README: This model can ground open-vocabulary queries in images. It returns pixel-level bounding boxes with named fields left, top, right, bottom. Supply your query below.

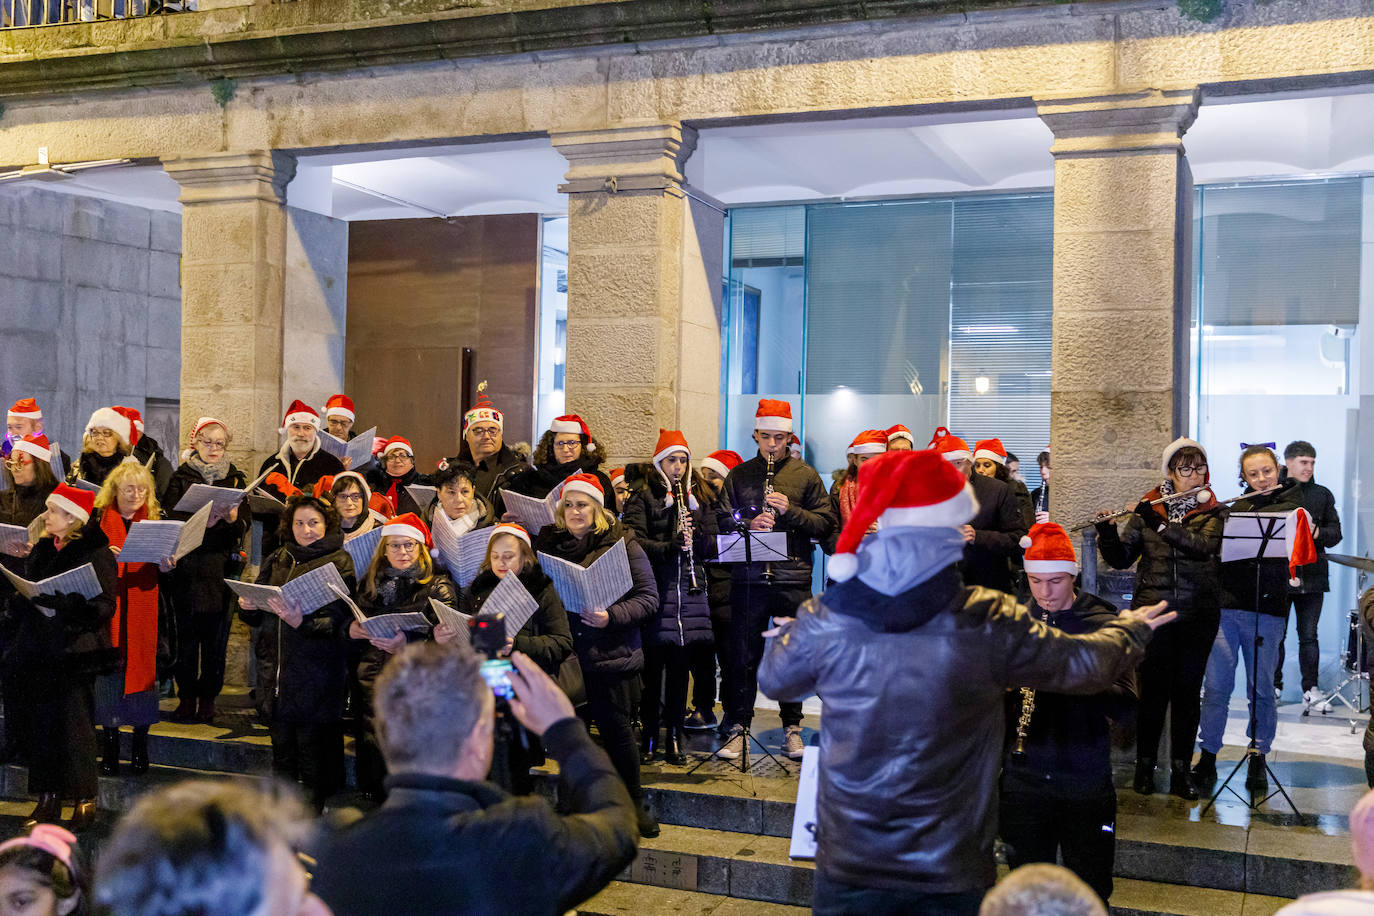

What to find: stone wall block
left=144, top=347, right=180, bottom=400
left=61, top=236, right=149, bottom=294
left=0, top=189, right=66, bottom=234
left=1053, top=156, right=1184, bottom=233
left=1052, top=229, right=1181, bottom=313
left=150, top=211, right=182, bottom=253
left=64, top=196, right=151, bottom=247
left=1052, top=312, right=1177, bottom=393
left=9, top=231, right=64, bottom=282
left=0, top=276, right=62, bottom=331
left=568, top=192, right=669, bottom=248
left=1050, top=389, right=1176, bottom=458
left=180, top=263, right=258, bottom=327
left=566, top=318, right=659, bottom=387
left=566, top=249, right=665, bottom=318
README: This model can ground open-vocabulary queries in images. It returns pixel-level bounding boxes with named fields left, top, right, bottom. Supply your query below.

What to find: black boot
left=21, top=793, right=61, bottom=830
left=68, top=798, right=98, bottom=832
left=1169, top=760, right=1199, bottom=800
left=662, top=728, right=684, bottom=766
left=98, top=727, right=120, bottom=776
left=1133, top=757, right=1156, bottom=795
left=635, top=800, right=660, bottom=839
left=1192, top=749, right=1217, bottom=786
left=1246, top=754, right=1269, bottom=792
left=130, top=726, right=149, bottom=774
left=639, top=727, right=658, bottom=765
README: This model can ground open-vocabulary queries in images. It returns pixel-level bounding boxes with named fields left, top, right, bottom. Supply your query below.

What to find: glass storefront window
left=536, top=216, right=568, bottom=436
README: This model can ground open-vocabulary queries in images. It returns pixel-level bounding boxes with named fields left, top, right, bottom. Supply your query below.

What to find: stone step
left=576, top=880, right=809, bottom=915
left=617, top=822, right=814, bottom=907
left=1109, top=877, right=1290, bottom=916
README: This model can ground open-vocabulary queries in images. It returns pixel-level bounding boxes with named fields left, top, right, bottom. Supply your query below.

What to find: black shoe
left=636, top=802, right=660, bottom=839
left=130, top=727, right=149, bottom=775
left=68, top=798, right=97, bottom=832
left=662, top=729, right=684, bottom=766
left=21, top=793, right=61, bottom=830
left=98, top=728, right=120, bottom=776
left=639, top=731, right=658, bottom=765
left=1192, top=750, right=1217, bottom=787
left=1169, top=760, right=1198, bottom=800
left=1133, top=758, right=1156, bottom=795
left=683, top=708, right=717, bottom=731
left=170, top=699, right=196, bottom=723
left=196, top=698, right=217, bottom=725
left=1246, top=754, right=1269, bottom=792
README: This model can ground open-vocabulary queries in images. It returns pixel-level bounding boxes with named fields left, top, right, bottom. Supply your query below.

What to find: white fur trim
left=939, top=449, right=972, bottom=463
left=324, top=406, right=355, bottom=421
left=887, top=429, right=914, bottom=444
left=1019, top=535, right=1033, bottom=550
left=829, top=552, right=858, bottom=581
left=86, top=407, right=131, bottom=446
left=561, top=478, right=604, bottom=506
left=464, top=407, right=503, bottom=431
left=1161, top=437, right=1206, bottom=477
left=381, top=521, right=426, bottom=543
left=1023, top=560, right=1080, bottom=575
left=847, top=442, right=886, bottom=456
left=11, top=439, right=50, bottom=462
left=654, top=444, right=690, bottom=466
left=47, top=491, right=89, bottom=523
left=550, top=419, right=583, bottom=435
left=876, top=484, right=978, bottom=529
left=7, top=406, right=40, bottom=420
left=701, top=457, right=729, bottom=479
left=383, top=441, right=414, bottom=457
left=491, top=524, right=532, bottom=548
left=754, top=416, right=793, bottom=433
left=974, top=448, right=1006, bottom=465
left=281, top=411, right=319, bottom=432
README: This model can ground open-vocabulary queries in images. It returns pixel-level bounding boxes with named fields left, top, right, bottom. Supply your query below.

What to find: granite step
left=577, top=880, right=809, bottom=915
left=617, top=822, right=814, bottom=907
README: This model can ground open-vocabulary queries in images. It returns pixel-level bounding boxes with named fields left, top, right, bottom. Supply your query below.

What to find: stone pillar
left=553, top=125, right=724, bottom=462
left=164, top=151, right=295, bottom=472
left=1036, top=89, right=1200, bottom=536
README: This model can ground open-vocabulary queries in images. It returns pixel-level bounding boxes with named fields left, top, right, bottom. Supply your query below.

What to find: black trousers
left=25, top=670, right=98, bottom=799
left=690, top=604, right=733, bottom=716
left=173, top=607, right=233, bottom=703
left=1276, top=593, right=1324, bottom=692
left=351, top=684, right=387, bottom=799
left=584, top=668, right=642, bottom=801
left=641, top=643, right=691, bottom=740
left=813, top=872, right=982, bottom=916
left=1137, top=611, right=1218, bottom=763
left=999, top=787, right=1116, bottom=903
left=727, top=583, right=806, bottom=729
left=1, top=670, right=31, bottom=759
left=269, top=720, right=344, bottom=812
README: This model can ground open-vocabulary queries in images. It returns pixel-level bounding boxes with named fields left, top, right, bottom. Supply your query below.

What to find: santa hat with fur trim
left=652, top=428, right=697, bottom=510
left=1287, top=507, right=1319, bottom=587
left=489, top=522, right=532, bottom=550
left=47, top=483, right=95, bottom=524
left=1020, top=523, right=1080, bottom=576
left=280, top=400, right=320, bottom=433
left=381, top=512, right=432, bottom=550
left=559, top=472, right=605, bottom=506
left=886, top=424, right=914, bottom=447
left=380, top=436, right=414, bottom=458
left=754, top=399, right=793, bottom=434
left=974, top=438, right=1008, bottom=465
left=933, top=431, right=972, bottom=464
left=847, top=430, right=889, bottom=456
left=829, top=449, right=979, bottom=582
left=550, top=415, right=595, bottom=452
left=608, top=467, right=626, bottom=489
left=324, top=395, right=355, bottom=422
left=1160, top=437, right=1206, bottom=478
left=85, top=407, right=133, bottom=449
left=7, top=398, right=41, bottom=422
left=11, top=434, right=51, bottom=463
left=702, top=450, right=743, bottom=480
left=112, top=407, right=142, bottom=447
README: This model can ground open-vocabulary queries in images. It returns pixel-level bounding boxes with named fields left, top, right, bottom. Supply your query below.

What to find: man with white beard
left=258, top=400, right=344, bottom=501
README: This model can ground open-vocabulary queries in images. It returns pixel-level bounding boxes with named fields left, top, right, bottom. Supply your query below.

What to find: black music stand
left=687, top=529, right=793, bottom=779
left=1203, top=511, right=1300, bottom=817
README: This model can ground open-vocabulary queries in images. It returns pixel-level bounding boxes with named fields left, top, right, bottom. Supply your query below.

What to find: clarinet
left=675, top=474, right=704, bottom=595
left=1012, top=688, right=1036, bottom=759
left=760, top=454, right=777, bottom=584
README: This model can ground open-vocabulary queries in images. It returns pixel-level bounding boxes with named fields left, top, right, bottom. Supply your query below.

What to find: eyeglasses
left=118, top=485, right=149, bottom=496
left=468, top=427, right=501, bottom=439
left=385, top=453, right=413, bottom=463
left=88, top=429, right=116, bottom=440
left=198, top=438, right=228, bottom=450
left=335, top=492, right=364, bottom=503
left=1175, top=464, right=1208, bottom=477
left=386, top=541, right=420, bottom=553
left=553, top=439, right=581, bottom=451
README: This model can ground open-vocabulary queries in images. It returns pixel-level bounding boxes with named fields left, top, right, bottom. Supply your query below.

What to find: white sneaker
left=717, top=726, right=745, bottom=760
left=784, top=725, right=806, bottom=760
left=1304, top=688, right=1332, bottom=713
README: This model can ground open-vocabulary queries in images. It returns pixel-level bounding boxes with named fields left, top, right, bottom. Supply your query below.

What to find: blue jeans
left=1199, top=608, right=1286, bottom=755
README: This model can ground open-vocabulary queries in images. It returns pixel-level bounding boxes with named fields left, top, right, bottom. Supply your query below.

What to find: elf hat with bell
left=829, top=449, right=978, bottom=582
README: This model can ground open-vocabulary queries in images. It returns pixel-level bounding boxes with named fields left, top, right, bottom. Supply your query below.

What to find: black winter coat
left=702, top=489, right=733, bottom=617
left=353, top=568, right=458, bottom=694
left=239, top=532, right=355, bottom=723
left=461, top=566, right=573, bottom=676
left=2, top=527, right=118, bottom=675
left=70, top=450, right=124, bottom=489
left=441, top=446, right=527, bottom=507
left=1286, top=478, right=1341, bottom=594
left=365, top=465, right=431, bottom=518
left=622, top=477, right=716, bottom=648
left=533, top=521, right=658, bottom=674
left=1219, top=478, right=1308, bottom=617
left=132, top=434, right=175, bottom=502
left=0, top=482, right=55, bottom=575
left=714, top=453, right=837, bottom=588
left=1096, top=490, right=1227, bottom=620
left=257, top=440, right=345, bottom=500
left=1000, top=590, right=1137, bottom=796
left=496, top=457, right=613, bottom=520
left=964, top=473, right=1027, bottom=594
left=162, top=462, right=249, bottom=616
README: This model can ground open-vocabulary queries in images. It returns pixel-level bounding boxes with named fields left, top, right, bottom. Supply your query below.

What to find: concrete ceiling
left=9, top=89, right=1374, bottom=218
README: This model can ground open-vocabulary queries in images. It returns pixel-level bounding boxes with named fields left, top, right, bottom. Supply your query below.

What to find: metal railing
left=2, top=0, right=193, bottom=28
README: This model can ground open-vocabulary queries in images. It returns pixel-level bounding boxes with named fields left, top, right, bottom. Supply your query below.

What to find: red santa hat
left=932, top=429, right=972, bottom=464
left=608, top=467, right=626, bottom=489
left=830, top=449, right=978, bottom=582
left=701, top=450, right=743, bottom=480
left=47, top=483, right=95, bottom=524
left=112, top=406, right=142, bottom=447
left=7, top=398, right=41, bottom=421
left=974, top=438, right=1008, bottom=465
left=559, top=472, right=604, bottom=507
left=1287, top=507, right=1319, bottom=587
left=754, top=399, right=793, bottom=434
left=1019, top=523, right=1080, bottom=576
left=85, top=407, right=133, bottom=449
left=886, top=424, right=914, bottom=446
left=324, top=394, right=355, bottom=422
left=489, top=522, right=532, bottom=549
left=926, top=426, right=950, bottom=448
left=550, top=415, right=595, bottom=452
left=381, top=512, right=433, bottom=550
left=380, top=436, right=414, bottom=458
left=463, top=383, right=503, bottom=433
left=188, top=417, right=227, bottom=448
left=847, top=430, right=889, bottom=456
left=652, top=428, right=691, bottom=466
left=280, top=399, right=320, bottom=433
left=11, top=434, right=51, bottom=463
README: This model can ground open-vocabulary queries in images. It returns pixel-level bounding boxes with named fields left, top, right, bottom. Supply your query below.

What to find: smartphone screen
left=480, top=658, right=515, bottom=700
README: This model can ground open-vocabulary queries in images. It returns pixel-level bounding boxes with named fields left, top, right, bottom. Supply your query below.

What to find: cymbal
left=1326, top=553, right=1374, bottom=573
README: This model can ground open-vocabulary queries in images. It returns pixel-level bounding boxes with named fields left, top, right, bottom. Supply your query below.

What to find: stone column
left=553, top=125, right=724, bottom=462
left=1036, top=89, right=1201, bottom=537
left=164, top=151, right=295, bottom=472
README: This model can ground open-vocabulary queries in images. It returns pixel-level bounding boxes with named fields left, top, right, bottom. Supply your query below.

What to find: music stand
left=687, top=530, right=793, bottom=779
left=1203, top=511, right=1301, bottom=817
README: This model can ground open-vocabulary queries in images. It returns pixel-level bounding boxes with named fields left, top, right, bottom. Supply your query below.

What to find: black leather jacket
left=1096, top=492, right=1227, bottom=620
left=759, top=566, right=1151, bottom=895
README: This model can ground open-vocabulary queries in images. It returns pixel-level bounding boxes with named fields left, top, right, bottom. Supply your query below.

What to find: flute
left=1067, top=485, right=1211, bottom=533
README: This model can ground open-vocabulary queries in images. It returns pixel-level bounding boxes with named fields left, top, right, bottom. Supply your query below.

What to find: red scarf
left=100, top=506, right=159, bottom=696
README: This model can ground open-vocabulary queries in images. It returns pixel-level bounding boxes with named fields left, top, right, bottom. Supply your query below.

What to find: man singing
left=258, top=400, right=345, bottom=499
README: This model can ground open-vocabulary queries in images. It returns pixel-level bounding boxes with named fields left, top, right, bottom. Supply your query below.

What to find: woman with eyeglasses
left=496, top=415, right=614, bottom=523
left=422, top=461, right=493, bottom=535
left=1095, top=438, right=1226, bottom=799
left=69, top=408, right=136, bottom=490
left=365, top=436, right=430, bottom=518
left=91, top=461, right=170, bottom=782
left=160, top=418, right=250, bottom=725
left=326, top=472, right=386, bottom=543
left=347, top=513, right=457, bottom=800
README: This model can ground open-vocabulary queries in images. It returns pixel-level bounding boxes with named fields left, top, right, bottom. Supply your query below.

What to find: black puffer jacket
left=496, top=456, right=613, bottom=520
left=0, top=481, right=55, bottom=575
left=758, top=565, right=1152, bottom=895
left=964, top=473, right=1027, bottom=594
left=353, top=566, right=458, bottom=693
left=1219, top=478, right=1307, bottom=617
left=533, top=521, right=657, bottom=674
left=1096, top=488, right=1227, bottom=619
left=714, top=453, right=837, bottom=588
left=239, top=532, right=355, bottom=723
left=621, top=475, right=716, bottom=648
left=461, top=566, right=573, bottom=676
left=3, top=527, right=118, bottom=674
left=162, top=462, right=249, bottom=616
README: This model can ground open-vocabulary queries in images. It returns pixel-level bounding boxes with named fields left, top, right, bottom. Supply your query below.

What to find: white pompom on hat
left=1020, top=522, right=1080, bottom=575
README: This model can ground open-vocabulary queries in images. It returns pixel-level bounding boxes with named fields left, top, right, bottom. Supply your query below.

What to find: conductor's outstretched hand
left=1120, top=600, right=1175, bottom=631
left=507, top=651, right=575, bottom=737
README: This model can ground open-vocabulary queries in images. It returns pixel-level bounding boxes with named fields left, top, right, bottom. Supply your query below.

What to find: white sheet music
left=483, top=573, right=539, bottom=635
left=433, top=516, right=495, bottom=588
left=225, top=579, right=286, bottom=608
left=500, top=488, right=558, bottom=536
left=429, top=598, right=472, bottom=648
left=225, top=561, right=350, bottom=616
left=0, top=524, right=29, bottom=556
left=406, top=484, right=437, bottom=509
left=714, top=532, right=789, bottom=564
left=346, top=429, right=376, bottom=469
left=343, top=527, right=384, bottom=573
left=1, top=562, right=104, bottom=600
left=318, top=431, right=348, bottom=460
left=1221, top=511, right=1292, bottom=563
left=329, top=582, right=429, bottom=638
left=117, top=503, right=214, bottom=565
left=537, top=537, right=633, bottom=616
left=175, top=483, right=249, bottom=515
left=46, top=442, right=65, bottom=483
left=789, top=746, right=820, bottom=860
